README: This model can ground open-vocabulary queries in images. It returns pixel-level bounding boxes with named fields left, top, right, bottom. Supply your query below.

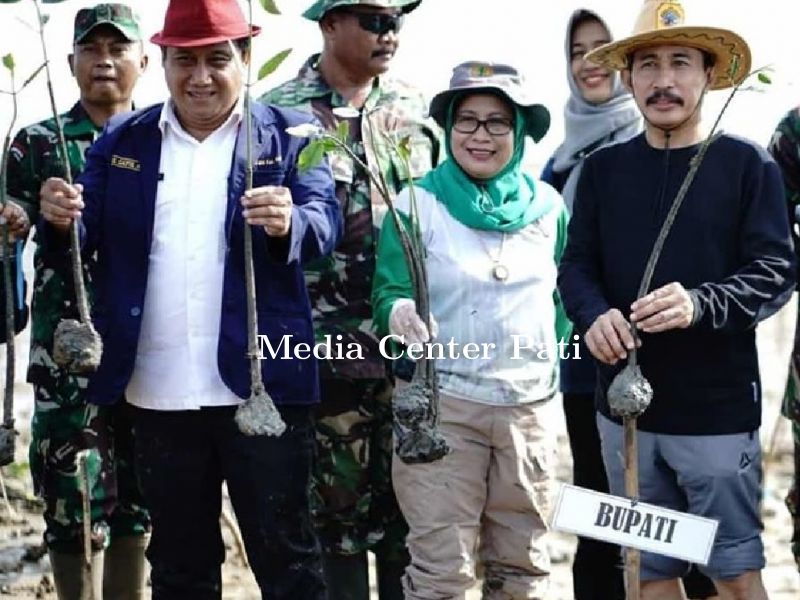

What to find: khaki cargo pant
left=392, top=392, right=557, bottom=599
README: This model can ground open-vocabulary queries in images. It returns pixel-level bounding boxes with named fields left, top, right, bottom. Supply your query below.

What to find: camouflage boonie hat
left=429, top=61, right=551, bottom=143
left=303, top=0, right=421, bottom=21
left=73, top=3, right=142, bottom=44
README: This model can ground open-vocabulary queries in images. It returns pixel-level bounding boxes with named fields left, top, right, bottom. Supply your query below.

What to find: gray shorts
left=596, top=414, right=765, bottom=581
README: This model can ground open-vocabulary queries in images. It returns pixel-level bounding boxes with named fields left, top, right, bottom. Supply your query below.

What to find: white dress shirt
left=126, top=99, right=243, bottom=410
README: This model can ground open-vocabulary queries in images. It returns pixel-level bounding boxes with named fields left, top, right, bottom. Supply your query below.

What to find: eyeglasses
left=453, top=116, right=513, bottom=136
left=342, top=10, right=404, bottom=35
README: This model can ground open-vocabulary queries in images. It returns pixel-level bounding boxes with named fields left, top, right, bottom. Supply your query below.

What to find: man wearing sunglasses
left=262, top=1, right=439, bottom=599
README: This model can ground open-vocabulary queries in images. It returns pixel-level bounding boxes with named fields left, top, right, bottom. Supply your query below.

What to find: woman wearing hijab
left=541, top=9, right=641, bottom=210
left=544, top=9, right=717, bottom=600
left=372, top=61, right=568, bottom=599
left=543, top=11, right=639, bottom=600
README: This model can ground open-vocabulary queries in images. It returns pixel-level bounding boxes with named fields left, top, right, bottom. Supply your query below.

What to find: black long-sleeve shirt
left=558, top=133, right=796, bottom=434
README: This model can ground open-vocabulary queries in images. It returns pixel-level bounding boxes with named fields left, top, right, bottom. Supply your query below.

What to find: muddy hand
left=0, top=201, right=31, bottom=241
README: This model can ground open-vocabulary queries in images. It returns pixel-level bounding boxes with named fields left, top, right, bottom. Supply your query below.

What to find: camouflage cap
left=303, top=0, right=421, bottom=22
left=73, top=3, right=142, bottom=44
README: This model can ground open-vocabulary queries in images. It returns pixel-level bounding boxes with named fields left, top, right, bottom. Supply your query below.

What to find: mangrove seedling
left=289, top=114, right=449, bottom=464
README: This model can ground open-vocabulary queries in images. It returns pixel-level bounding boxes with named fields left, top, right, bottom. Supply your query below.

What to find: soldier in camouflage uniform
left=768, top=107, right=800, bottom=570
left=2, top=5, right=150, bottom=599
left=262, top=1, right=439, bottom=597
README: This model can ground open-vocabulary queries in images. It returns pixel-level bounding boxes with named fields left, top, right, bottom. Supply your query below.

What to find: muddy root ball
left=607, top=364, right=653, bottom=418
left=0, top=425, right=16, bottom=467
left=393, top=380, right=450, bottom=464
left=235, top=388, right=286, bottom=437
left=52, top=320, right=102, bottom=374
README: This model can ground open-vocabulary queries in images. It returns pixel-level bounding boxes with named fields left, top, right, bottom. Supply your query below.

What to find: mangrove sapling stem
left=232, top=2, right=286, bottom=437
left=31, top=0, right=101, bottom=373
left=624, top=418, right=640, bottom=600
left=0, top=58, right=19, bottom=466
left=361, top=119, right=447, bottom=460
left=76, top=450, right=94, bottom=600
left=290, top=114, right=448, bottom=462
left=34, top=0, right=89, bottom=325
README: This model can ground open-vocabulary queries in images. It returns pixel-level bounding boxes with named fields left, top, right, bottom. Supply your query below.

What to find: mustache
left=646, top=89, right=684, bottom=105
left=371, top=48, right=395, bottom=58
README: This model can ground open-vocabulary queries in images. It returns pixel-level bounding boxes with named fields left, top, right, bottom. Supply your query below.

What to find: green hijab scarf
left=416, top=93, right=554, bottom=232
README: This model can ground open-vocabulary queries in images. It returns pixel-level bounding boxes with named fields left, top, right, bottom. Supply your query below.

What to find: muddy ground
left=1, top=301, right=799, bottom=599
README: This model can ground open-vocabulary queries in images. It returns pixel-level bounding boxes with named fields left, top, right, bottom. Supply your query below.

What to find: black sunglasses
left=341, top=10, right=404, bottom=35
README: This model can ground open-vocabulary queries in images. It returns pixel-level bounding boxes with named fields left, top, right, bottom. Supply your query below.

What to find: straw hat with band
left=585, top=0, right=751, bottom=91
left=428, top=61, right=550, bottom=143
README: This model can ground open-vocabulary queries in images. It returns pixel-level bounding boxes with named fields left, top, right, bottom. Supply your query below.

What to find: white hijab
left=551, top=9, right=641, bottom=212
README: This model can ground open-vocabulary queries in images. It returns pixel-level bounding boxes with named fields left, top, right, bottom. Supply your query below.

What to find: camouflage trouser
left=785, top=347, right=800, bottom=570
left=29, top=395, right=150, bottom=553
left=312, top=377, right=408, bottom=560
left=789, top=418, right=800, bottom=570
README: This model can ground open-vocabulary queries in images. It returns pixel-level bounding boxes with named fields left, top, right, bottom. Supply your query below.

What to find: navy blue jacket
left=558, top=133, right=796, bottom=434
left=44, top=101, right=341, bottom=406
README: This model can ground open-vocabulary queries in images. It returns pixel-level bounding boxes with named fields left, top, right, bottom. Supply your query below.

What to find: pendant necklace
left=478, top=231, right=509, bottom=282
left=477, top=188, right=510, bottom=281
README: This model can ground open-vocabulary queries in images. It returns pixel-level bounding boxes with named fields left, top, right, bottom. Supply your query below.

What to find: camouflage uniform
left=262, top=54, right=439, bottom=559
left=768, top=107, right=800, bottom=568
left=6, top=102, right=150, bottom=553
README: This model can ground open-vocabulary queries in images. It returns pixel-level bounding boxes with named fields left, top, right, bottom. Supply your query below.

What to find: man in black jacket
left=558, top=1, right=795, bottom=599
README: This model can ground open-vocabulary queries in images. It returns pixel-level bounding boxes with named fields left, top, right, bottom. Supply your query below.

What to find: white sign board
left=551, top=484, right=719, bottom=565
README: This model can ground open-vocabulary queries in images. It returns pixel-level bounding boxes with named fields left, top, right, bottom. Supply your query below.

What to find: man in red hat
left=38, top=0, right=341, bottom=597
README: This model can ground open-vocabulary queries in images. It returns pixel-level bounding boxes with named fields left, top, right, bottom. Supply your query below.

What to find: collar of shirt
left=60, top=101, right=102, bottom=138
left=296, top=53, right=386, bottom=111
left=158, top=95, right=244, bottom=141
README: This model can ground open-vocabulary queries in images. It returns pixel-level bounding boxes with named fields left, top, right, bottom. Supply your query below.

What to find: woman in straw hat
left=559, top=1, right=794, bottom=599
left=372, top=60, right=569, bottom=599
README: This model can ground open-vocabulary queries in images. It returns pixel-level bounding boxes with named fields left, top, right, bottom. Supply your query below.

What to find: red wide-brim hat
left=151, top=0, right=261, bottom=47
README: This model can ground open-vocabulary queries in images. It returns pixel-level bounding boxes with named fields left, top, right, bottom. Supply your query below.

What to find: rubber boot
left=103, top=535, right=150, bottom=600
left=321, top=550, right=369, bottom=600
left=48, top=549, right=104, bottom=600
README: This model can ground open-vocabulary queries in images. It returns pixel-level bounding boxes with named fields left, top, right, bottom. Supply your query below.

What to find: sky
left=0, top=0, right=799, bottom=171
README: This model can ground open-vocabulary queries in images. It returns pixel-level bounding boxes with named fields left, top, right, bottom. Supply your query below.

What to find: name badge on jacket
left=111, top=155, right=141, bottom=172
